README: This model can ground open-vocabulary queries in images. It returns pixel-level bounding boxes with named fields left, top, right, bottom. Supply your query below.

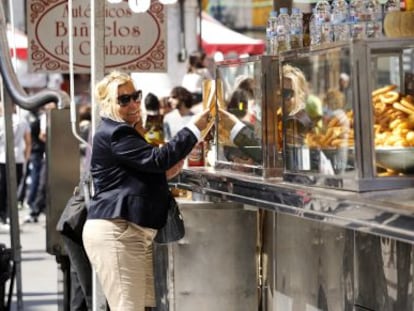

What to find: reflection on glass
left=283, top=64, right=314, bottom=147
left=372, top=49, right=414, bottom=177
left=283, top=64, right=315, bottom=172
left=282, top=48, right=355, bottom=175
left=215, top=61, right=263, bottom=173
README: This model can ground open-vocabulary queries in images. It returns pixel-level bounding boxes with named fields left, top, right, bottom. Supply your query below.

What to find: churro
left=372, top=84, right=397, bottom=98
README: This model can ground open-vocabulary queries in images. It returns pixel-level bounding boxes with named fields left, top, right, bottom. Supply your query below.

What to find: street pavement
left=0, top=212, right=62, bottom=311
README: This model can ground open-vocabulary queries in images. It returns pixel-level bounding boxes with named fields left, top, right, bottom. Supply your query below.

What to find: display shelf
left=280, top=38, right=414, bottom=191
left=177, top=167, right=414, bottom=244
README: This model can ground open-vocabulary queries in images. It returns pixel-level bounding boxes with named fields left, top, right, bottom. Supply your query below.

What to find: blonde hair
left=95, top=71, right=135, bottom=122
left=324, top=88, right=345, bottom=111
left=282, top=64, right=309, bottom=116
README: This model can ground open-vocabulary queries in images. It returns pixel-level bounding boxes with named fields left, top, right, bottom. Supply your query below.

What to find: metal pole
left=91, top=0, right=106, bottom=310
left=67, top=0, right=89, bottom=149
left=1, top=0, right=23, bottom=308
left=197, top=0, right=202, bottom=51
left=1, top=84, right=23, bottom=310
left=178, top=0, right=187, bottom=62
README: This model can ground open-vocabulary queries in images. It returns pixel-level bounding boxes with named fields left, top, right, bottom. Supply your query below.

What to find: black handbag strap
left=81, top=176, right=91, bottom=207
left=80, top=142, right=93, bottom=207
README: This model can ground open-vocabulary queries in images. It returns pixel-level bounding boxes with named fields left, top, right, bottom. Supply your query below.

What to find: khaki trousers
left=83, top=219, right=156, bottom=311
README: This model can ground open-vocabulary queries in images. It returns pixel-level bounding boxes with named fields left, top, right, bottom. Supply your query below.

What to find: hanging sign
left=27, top=0, right=167, bottom=73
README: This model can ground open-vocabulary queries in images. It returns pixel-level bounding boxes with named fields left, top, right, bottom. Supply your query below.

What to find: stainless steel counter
left=177, top=167, right=414, bottom=244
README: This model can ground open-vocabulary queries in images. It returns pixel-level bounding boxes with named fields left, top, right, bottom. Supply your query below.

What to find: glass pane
left=282, top=47, right=355, bottom=176
left=373, top=47, right=414, bottom=177
left=215, top=60, right=263, bottom=174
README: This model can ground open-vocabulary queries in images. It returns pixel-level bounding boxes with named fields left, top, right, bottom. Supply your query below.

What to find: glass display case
left=280, top=38, right=414, bottom=191
left=212, top=55, right=282, bottom=178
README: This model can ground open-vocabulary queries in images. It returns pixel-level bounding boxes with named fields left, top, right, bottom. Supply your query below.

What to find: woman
left=82, top=71, right=209, bottom=311
left=282, top=64, right=313, bottom=146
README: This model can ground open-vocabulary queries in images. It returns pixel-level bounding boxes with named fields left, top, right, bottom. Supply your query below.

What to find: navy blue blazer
left=87, top=117, right=198, bottom=229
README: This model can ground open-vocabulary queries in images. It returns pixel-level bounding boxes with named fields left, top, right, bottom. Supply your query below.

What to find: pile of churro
left=372, top=85, right=414, bottom=147
left=305, top=111, right=354, bottom=149
left=302, top=85, right=414, bottom=149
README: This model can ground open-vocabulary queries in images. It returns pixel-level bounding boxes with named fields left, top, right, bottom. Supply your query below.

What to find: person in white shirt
left=0, top=105, right=31, bottom=225
left=181, top=51, right=212, bottom=107
left=163, top=86, right=195, bottom=141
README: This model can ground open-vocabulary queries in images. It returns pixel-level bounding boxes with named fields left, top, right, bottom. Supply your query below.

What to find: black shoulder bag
left=154, top=191, right=185, bottom=244
left=56, top=174, right=91, bottom=244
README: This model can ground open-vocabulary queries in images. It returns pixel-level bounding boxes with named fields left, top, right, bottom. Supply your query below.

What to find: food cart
left=170, top=37, right=414, bottom=311
left=2, top=0, right=414, bottom=309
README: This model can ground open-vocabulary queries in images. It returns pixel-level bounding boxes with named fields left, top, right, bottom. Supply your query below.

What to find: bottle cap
left=280, top=7, right=288, bottom=14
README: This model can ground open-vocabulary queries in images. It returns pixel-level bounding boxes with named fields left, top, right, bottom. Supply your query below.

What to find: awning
left=7, top=24, right=28, bottom=60
left=201, top=12, right=265, bottom=56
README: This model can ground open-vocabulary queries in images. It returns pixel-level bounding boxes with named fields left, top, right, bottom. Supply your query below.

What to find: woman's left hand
left=166, top=159, right=184, bottom=180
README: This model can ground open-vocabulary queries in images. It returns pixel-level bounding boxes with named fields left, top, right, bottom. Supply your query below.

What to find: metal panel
left=275, top=213, right=354, bottom=311
left=355, top=232, right=414, bottom=311
left=46, top=109, right=80, bottom=256
left=171, top=200, right=258, bottom=311
left=179, top=165, right=414, bottom=244
left=261, top=210, right=276, bottom=311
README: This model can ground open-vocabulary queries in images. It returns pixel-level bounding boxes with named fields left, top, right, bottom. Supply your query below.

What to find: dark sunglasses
left=117, top=90, right=142, bottom=107
left=282, top=88, right=294, bottom=100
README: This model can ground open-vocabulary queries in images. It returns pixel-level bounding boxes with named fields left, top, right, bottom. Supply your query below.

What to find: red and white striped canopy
left=201, top=12, right=265, bottom=56
left=7, top=24, right=28, bottom=60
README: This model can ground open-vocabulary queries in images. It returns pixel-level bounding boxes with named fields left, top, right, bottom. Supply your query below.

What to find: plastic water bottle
left=385, top=0, right=401, bottom=11
left=309, top=8, right=321, bottom=46
left=332, top=0, right=350, bottom=42
left=277, top=7, right=291, bottom=52
left=349, top=0, right=366, bottom=40
left=315, top=0, right=333, bottom=44
left=365, top=0, right=383, bottom=38
left=266, top=11, right=278, bottom=55
left=290, top=8, right=303, bottom=49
